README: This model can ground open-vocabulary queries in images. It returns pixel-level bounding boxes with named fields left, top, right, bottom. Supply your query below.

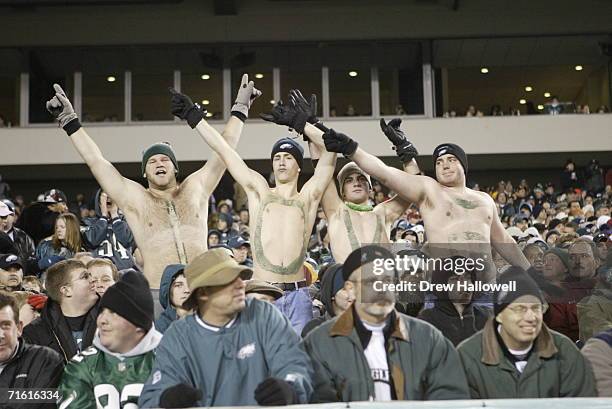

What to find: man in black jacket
left=1, top=200, right=37, bottom=277
left=0, top=292, right=64, bottom=408
left=418, top=268, right=491, bottom=346
left=23, top=259, right=99, bottom=361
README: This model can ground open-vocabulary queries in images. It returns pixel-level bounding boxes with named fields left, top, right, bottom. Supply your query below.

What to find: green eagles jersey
left=58, top=345, right=155, bottom=409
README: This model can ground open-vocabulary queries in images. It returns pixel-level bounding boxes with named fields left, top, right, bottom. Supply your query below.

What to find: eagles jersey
left=58, top=344, right=156, bottom=409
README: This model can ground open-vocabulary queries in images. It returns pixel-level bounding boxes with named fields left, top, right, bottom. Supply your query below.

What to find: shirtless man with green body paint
left=323, top=129, right=530, bottom=283
left=171, top=87, right=335, bottom=332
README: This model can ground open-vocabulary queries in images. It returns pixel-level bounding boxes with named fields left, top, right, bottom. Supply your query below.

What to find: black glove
left=254, top=377, right=298, bottom=406
left=323, top=128, right=358, bottom=157
left=159, top=383, right=202, bottom=408
left=288, top=89, right=319, bottom=135
left=259, top=100, right=299, bottom=128
left=380, top=118, right=418, bottom=163
left=169, top=87, right=207, bottom=129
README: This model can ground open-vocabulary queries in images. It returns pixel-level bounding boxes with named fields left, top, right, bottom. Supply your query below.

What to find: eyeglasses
left=92, top=277, right=114, bottom=284
left=67, top=270, right=91, bottom=285
left=507, top=304, right=547, bottom=316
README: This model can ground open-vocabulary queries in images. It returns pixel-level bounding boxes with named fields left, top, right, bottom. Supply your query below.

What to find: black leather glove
left=380, top=118, right=418, bottom=163
left=159, top=383, right=202, bottom=408
left=254, top=377, right=298, bottom=406
left=323, top=128, right=358, bottom=157
left=259, top=100, right=298, bottom=128
left=169, top=87, right=207, bottom=129
left=288, top=89, right=318, bottom=134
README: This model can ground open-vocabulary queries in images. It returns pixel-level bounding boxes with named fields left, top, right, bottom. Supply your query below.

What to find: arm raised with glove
left=173, top=74, right=261, bottom=201
left=46, top=84, right=146, bottom=213
left=323, top=128, right=435, bottom=205
left=170, top=82, right=269, bottom=196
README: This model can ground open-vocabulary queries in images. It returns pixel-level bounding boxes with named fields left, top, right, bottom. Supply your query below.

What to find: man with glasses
left=303, top=245, right=469, bottom=402
left=457, top=266, right=596, bottom=398
left=23, top=259, right=100, bottom=362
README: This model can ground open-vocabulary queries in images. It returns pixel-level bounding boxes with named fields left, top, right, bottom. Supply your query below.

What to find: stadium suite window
left=181, top=70, right=224, bottom=121
left=0, top=76, right=18, bottom=127
left=82, top=74, right=124, bottom=122
left=278, top=45, right=323, bottom=115
left=329, top=68, right=371, bottom=117
left=132, top=72, right=175, bottom=121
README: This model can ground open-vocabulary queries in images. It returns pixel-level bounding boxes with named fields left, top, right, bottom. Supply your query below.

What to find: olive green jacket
left=457, top=318, right=597, bottom=398
left=302, top=307, right=469, bottom=402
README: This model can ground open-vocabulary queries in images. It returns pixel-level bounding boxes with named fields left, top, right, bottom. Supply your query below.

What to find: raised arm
left=181, top=74, right=261, bottom=198
left=308, top=140, right=342, bottom=215
left=301, top=124, right=337, bottom=202
left=377, top=118, right=422, bottom=223
left=489, top=199, right=530, bottom=269
left=323, top=129, right=434, bottom=205
left=46, top=84, right=145, bottom=212
left=169, top=87, right=268, bottom=194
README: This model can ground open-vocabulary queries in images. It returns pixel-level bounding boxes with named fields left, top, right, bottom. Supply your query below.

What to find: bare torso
left=249, top=191, right=319, bottom=283
left=420, top=186, right=497, bottom=282
left=123, top=189, right=208, bottom=289
left=327, top=205, right=389, bottom=263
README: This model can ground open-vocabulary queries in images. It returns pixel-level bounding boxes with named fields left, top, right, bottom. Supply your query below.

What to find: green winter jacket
left=57, top=327, right=162, bottom=409
left=457, top=317, right=597, bottom=398
left=302, top=306, right=469, bottom=402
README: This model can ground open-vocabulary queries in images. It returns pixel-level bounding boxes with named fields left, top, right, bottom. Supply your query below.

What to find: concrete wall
left=1, top=114, right=610, bottom=166
left=1, top=0, right=611, bottom=47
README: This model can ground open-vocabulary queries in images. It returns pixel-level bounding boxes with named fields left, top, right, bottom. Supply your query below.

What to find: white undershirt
left=498, top=325, right=532, bottom=373
left=196, top=314, right=237, bottom=332
left=362, top=322, right=391, bottom=401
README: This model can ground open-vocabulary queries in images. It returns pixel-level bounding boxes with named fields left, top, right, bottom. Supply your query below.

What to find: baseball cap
left=41, top=189, right=67, bottom=204
left=228, top=236, right=250, bottom=249
left=0, top=202, right=13, bottom=217
left=342, top=245, right=394, bottom=281
left=1, top=200, right=15, bottom=213
left=0, top=254, right=23, bottom=270
left=182, top=248, right=253, bottom=309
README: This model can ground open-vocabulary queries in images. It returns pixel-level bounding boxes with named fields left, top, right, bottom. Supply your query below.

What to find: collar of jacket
left=1, top=338, right=25, bottom=367
left=329, top=305, right=409, bottom=342
left=480, top=317, right=557, bottom=365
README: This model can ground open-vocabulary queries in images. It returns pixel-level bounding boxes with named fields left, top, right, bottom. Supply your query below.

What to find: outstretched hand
left=232, top=74, right=262, bottom=120
left=379, top=117, right=418, bottom=163
left=169, top=87, right=206, bottom=129
left=46, top=84, right=78, bottom=128
left=322, top=128, right=358, bottom=157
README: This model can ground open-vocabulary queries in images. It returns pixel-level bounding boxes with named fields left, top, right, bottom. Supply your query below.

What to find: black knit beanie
left=271, top=138, right=304, bottom=169
left=100, top=270, right=154, bottom=331
left=433, top=143, right=468, bottom=177
left=494, top=266, right=544, bottom=316
left=142, top=142, right=179, bottom=177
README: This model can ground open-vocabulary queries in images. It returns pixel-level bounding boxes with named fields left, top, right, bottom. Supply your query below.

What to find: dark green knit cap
left=142, top=142, right=179, bottom=177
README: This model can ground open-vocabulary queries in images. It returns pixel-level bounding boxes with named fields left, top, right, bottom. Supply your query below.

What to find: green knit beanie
left=142, top=142, right=179, bottom=177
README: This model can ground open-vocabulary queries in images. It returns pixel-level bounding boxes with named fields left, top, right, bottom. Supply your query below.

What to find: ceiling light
left=255, top=73, right=264, bottom=79
left=480, top=67, right=489, bottom=74
left=574, top=65, right=583, bottom=71
left=202, top=100, right=210, bottom=105
left=519, top=99, right=526, bottom=105
left=270, top=100, right=276, bottom=105
left=544, top=92, right=551, bottom=98
left=525, top=86, right=533, bottom=92
left=537, top=105, right=544, bottom=110
left=348, top=71, right=358, bottom=77
left=205, top=112, right=213, bottom=118
left=106, top=76, right=116, bottom=82
left=201, top=74, right=211, bottom=80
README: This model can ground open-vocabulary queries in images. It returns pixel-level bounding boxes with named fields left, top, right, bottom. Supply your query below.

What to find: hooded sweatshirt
left=58, top=327, right=162, bottom=409
left=155, top=264, right=186, bottom=334
left=301, top=263, right=344, bottom=337
left=82, top=189, right=136, bottom=270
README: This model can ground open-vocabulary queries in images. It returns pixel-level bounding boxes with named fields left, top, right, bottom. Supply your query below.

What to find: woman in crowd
left=35, top=212, right=82, bottom=270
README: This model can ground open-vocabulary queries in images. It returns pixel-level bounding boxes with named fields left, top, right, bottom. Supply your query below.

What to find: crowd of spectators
left=0, top=155, right=610, bottom=406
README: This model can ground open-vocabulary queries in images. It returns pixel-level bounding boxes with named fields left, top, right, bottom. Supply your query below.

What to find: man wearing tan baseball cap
left=139, top=248, right=313, bottom=408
